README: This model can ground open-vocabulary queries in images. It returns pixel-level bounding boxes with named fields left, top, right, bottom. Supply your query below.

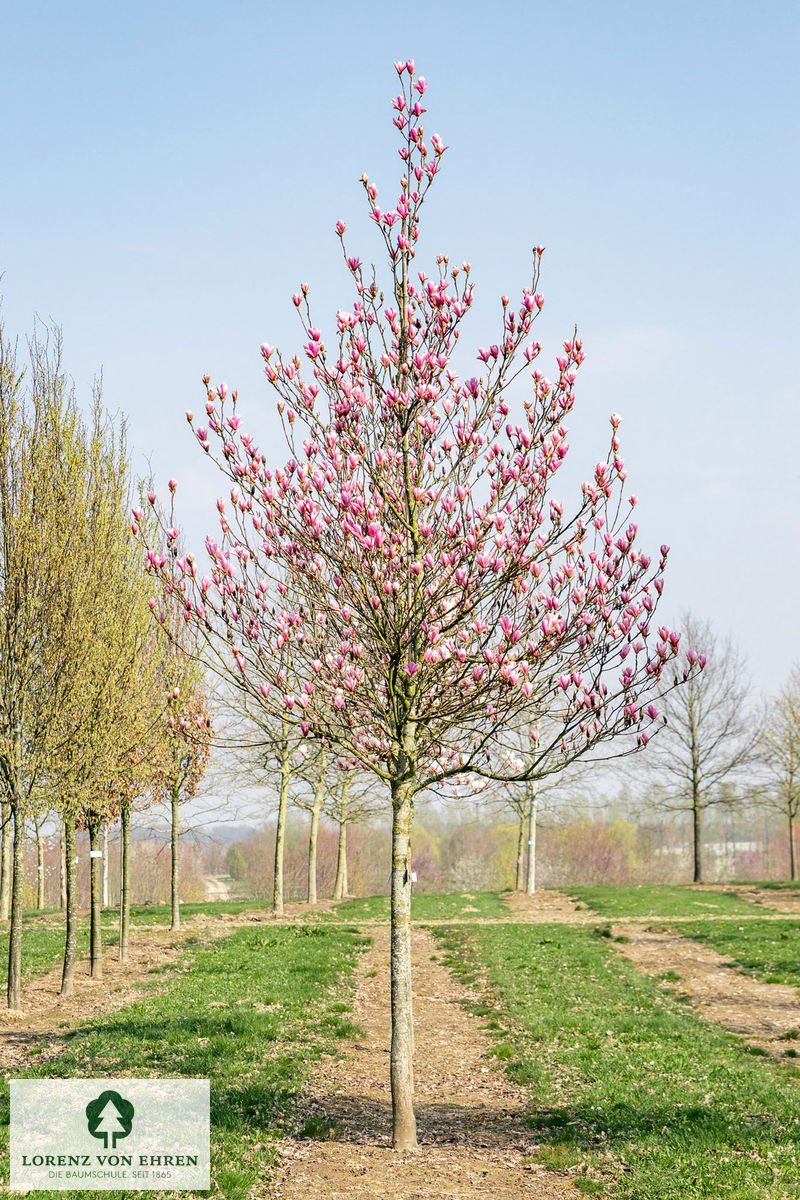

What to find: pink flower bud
left=147, top=491, right=157, bottom=505
left=168, top=479, right=177, bottom=493
left=186, top=410, right=194, bottom=422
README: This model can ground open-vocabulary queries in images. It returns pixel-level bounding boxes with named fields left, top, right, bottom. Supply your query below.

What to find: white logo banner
left=10, top=1079, right=210, bottom=1191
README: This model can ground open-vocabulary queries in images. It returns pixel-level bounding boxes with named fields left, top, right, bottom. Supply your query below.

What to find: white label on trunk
left=89, top=851, right=103, bottom=858
left=411, top=871, right=418, bottom=883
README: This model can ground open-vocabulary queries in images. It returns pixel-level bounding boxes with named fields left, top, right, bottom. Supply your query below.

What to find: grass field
left=434, top=921, right=800, bottom=1199
left=8, top=886, right=800, bottom=1199
left=314, top=890, right=511, bottom=922
left=568, top=884, right=770, bottom=919
left=0, top=923, right=369, bottom=1199
left=0, top=926, right=89, bottom=983
left=679, top=918, right=800, bottom=988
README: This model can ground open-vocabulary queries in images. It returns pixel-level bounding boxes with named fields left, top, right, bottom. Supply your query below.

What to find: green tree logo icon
left=85, top=1090, right=135, bottom=1149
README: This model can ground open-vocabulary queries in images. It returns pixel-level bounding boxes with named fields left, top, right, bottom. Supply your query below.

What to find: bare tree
left=762, top=666, right=800, bottom=880
left=642, top=613, right=760, bottom=883
left=324, top=759, right=382, bottom=900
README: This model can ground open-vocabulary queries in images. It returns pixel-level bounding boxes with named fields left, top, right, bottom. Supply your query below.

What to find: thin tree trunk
left=7, top=804, right=24, bottom=1009
left=102, top=824, right=109, bottom=907
left=333, top=777, right=350, bottom=900
left=389, top=778, right=417, bottom=1149
left=60, top=816, right=78, bottom=996
left=272, top=736, right=290, bottom=917
left=690, top=700, right=702, bottom=883
left=514, top=811, right=525, bottom=891
left=0, top=800, right=11, bottom=921
left=333, top=819, right=348, bottom=900
left=790, top=810, right=796, bottom=882
left=88, top=818, right=102, bottom=978
left=171, top=783, right=180, bottom=931
left=307, top=748, right=326, bottom=905
left=35, top=814, right=45, bottom=909
left=525, top=786, right=538, bottom=895
left=119, top=802, right=130, bottom=962
left=307, top=809, right=320, bottom=905
left=60, top=827, right=67, bottom=910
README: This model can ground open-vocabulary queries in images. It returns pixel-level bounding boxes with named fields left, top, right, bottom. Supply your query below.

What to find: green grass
left=120, top=899, right=271, bottom=925
left=0, top=926, right=88, bottom=982
left=320, top=890, right=509, bottom=922
left=679, top=918, right=800, bottom=988
left=0, top=923, right=369, bottom=1199
left=435, top=922, right=800, bottom=1200
left=568, top=884, right=769, bottom=919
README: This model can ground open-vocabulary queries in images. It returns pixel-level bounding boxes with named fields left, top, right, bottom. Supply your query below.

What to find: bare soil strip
left=276, top=926, right=575, bottom=1200
left=503, top=889, right=591, bottom=923
left=612, top=923, right=800, bottom=1054
left=718, top=885, right=800, bottom=916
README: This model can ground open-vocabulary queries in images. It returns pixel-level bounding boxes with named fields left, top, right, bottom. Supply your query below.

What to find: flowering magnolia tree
left=143, top=62, right=701, bottom=1148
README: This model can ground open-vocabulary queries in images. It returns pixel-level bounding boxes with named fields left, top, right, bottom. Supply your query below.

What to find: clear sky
left=3, top=0, right=798, bottom=695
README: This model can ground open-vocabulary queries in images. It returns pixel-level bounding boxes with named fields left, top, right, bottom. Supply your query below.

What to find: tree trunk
left=333, top=819, right=348, bottom=900
left=307, top=808, right=320, bottom=905
left=525, top=786, right=538, bottom=895
left=272, top=745, right=290, bottom=917
left=307, top=749, right=326, bottom=905
left=333, top=777, right=350, bottom=900
left=790, top=810, right=796, bottom=882
left=88, top=818, right=102, bottom=978
left=102, top=824, right=109, bottom=907
left=60, top=817, right=78, bottom=996
left=692, top=790, right=702, bottom=883
left=0, top=800, right=11, bottom=921
left=60, top=827, right=67, bottom=910
left=514, top=810, right=525, bottom=891
left=690, top=698, right=702, bottom=883
left=119, top=802, right=130, bottom=962
left=171, top=783, right=180, bottom=931
left=389, top=778, right=417, bottom=1149
left=35, top=815, right=45, bottom=909
left=7, top=805, right=24, bottom=1009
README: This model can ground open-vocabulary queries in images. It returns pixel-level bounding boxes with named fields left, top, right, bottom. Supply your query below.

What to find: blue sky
left=3, top=0, right=799, bottom=693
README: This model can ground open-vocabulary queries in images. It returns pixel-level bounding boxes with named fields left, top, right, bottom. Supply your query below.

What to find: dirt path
left=277, top=926, right=574, bottom=1200
left=612, top=923, right=800, bottom=1053
left=503, top=889, right=591, bottom=923
left=730, top=886, right=800, bottom=915
left=202, top=874, right=232, bottom=901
